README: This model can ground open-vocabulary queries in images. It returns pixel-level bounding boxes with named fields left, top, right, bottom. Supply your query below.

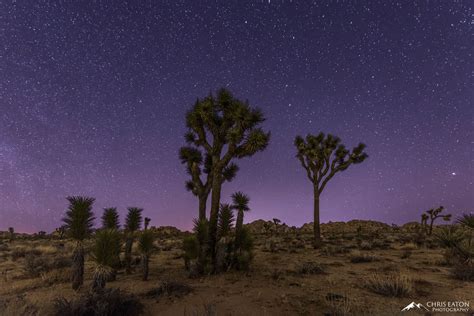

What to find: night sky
left=1, top=1, right=472, bottom=233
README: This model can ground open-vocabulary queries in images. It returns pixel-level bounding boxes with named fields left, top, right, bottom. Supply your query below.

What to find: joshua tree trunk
left=428, top=220, right=434, bottom=235
left=209, top=171, right=223, bottom=269
left=125, top=236, right=133, bottom=274
left=235, top=210, right=244, bottom=236
left=198, top=195, right=207, bottom=221
left=313, top=187, right=322, bottom=249
left=72, top=242, right=84, bottom=290
left=142, top=255, right=149, bottom=281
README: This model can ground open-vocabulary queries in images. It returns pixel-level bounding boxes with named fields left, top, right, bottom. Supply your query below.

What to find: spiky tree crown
left=138, top=230, right=155, bottom=256
left=427, top=206, right=451, bottom=221
left=125, top=207, right=143, bottom=232
left=218, top=204, right=235, bottom=239
left=294, top=133, right=368, bottom=193
left=91, top=229, right=121, bottom=268
left=185, top=88, right=270, bottom=165
left=231, top=191, right=250, bottom=212
left=63, top=196, right=95, bottom=241
left=102, top=208, right=120, bottom=230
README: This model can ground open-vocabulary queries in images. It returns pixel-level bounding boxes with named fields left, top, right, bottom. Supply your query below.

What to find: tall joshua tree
left=231, top=192, right=250, bottom=239
left=124, top=207, right=143, bottom=274
left=144, top=217, right=151, bottom=230
left=294, top=133, right=368, bottom=248
left=91, top=229, right=121, bottom=290
left=62, top=196, right=95, bottom=290
left=101, top=207, right=120, bottom=230
left=138, top=230, right=155, bottom=281
left=425, top=206, right=451, bottom=235
left=183, top=88, right=270, bottom=266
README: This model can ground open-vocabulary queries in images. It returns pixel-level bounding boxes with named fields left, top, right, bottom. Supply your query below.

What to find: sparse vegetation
left=137, top=229, right=155, bottom=281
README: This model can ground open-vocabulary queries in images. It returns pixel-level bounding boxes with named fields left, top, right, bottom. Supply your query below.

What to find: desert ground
left=0, top=220, right=472, bottom=316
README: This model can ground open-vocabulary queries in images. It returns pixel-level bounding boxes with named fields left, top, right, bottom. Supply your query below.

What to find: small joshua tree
left=421, top=214, right=429, bottom=233
left=138, top=230, right=155, bottom=281
left=8, top=227, right=14, bottom=240
left=144, top=217, right=151, bottom=230
left=56, top=225, right=67, bottom=239
left=294, top=133, right=368, bottom=248
left=124, top=207, right=143, bottom=274
left=101, top=208, right=120, bottom=230
left=425, top=206, right=451, bottom=235
left=62, top=196, right=95, bottom=290
left=91, top=229, right=121, bottom=290
left=218, top=204, right=235, bottom=240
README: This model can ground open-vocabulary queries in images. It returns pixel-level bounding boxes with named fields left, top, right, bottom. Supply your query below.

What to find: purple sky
left=1, top=1, right=472, bottom=233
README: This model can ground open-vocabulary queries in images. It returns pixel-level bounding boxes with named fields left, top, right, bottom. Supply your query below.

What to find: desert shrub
left=451, top=263, right=474, bottom=281
left=53, top=288, right=143, bottom=316
left=401, top=249, right=412, bottom=259
left=24, top=254, right=50, bottom=277
left=359, top=241, right=373, bottom=250
left=50, top=256, right=72, bottom=269
left=270, top=268, right=286, bottom=281
left=350, top=252, right=378, bottom=263
left=365, top=273, right=412, bottom=297
left=322, top=245, right=350, bottom=256
left=325, top=293, right=351, bottom=316
left=0, top=296, right=39, bottom=316
left=40, top=268, right=70, bottom=285
left=145, top=280, right=193, bottom=300
left=11, top=248, right=27, bottom=261
left=296, top=262, right=326, bottom=275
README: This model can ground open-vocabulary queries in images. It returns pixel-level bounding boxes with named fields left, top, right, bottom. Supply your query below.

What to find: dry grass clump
left=145, top=280, right=193, bottom=300
left=325, top=293, right=351, bottom=316
left=23, top=255, right=71, bottom=278
left=364, top=273, right=412, bottom=297
left=53, top=288, right=143, bottom=316
left=296, top=262, right=326, bottom=275
left=0, top=296, right=39, bottom=316
left=350, top=252, right=378, bottom=263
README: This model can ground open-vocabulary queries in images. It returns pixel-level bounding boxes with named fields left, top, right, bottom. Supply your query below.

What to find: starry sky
left=1, top=1, right=472, bottom=233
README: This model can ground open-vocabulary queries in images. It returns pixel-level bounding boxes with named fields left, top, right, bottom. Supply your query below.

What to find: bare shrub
left=296, top=262, right=326, bottom=275
left=145, top=280, right=193, bottom=300
left=325, top=293, right=351, bottom=316
left=53, top=288, right=143, bottom=316
left=350, top=253, right=378, bottom=263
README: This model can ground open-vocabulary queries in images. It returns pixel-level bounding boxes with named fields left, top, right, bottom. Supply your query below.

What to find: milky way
left=0, top=1, right=472, bottom=232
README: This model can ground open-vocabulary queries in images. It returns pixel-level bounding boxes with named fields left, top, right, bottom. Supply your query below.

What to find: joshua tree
left=421, top=214, right=429, bottom=233
left=231, top=192, right=250, bottom=239
left=457, top=213, right=474, bottom=246
left=101, top=207, right=120, bottom=230
left=294, top=133, right=368, bottom=248
left=183, top=88, right=270, bottom=267
left=138, top=230, right=155, bottom=281
left=62, top=196, right=95, bottom=290
left=8, top=227, right=14, bottom=240
left=144, top=217, right=151, bottom=230
left=425, top=206, right=451, bottom=235
left=90, top=229, right=121, bottom=290
left=124, top=207, right=143, bottom=274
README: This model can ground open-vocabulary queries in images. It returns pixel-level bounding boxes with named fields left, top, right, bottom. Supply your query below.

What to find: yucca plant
left=231, top=192, right=250, bottom=242
left=91, top=229, right=121, bottom=290
left=124, top=207, right=143, bottom=274
left=101, top=207, right=120, bottom=230
left=457, top=213, right=474, bottom=246
left=217, top=204, right=234, bottom=240
left=62, top=196, right=95, bottom=290
left=138, top=230, right=155, bottom=281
